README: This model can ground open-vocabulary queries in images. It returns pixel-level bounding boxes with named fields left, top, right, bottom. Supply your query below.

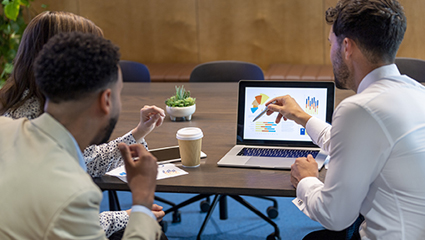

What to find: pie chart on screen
left=251, top=93, right=269, bottom=113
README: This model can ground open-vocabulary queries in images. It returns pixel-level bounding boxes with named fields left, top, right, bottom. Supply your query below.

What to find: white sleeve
left=305, top=116, right=332, bottom=154
left=296, top=101, right=391, bottom=231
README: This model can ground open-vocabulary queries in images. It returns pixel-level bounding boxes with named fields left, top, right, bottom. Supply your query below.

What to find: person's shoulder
left=0, top=116, right=28, bottom=131
left=336, top=93, right=368, bottom=112
left=0, top=115, right=15, bottom=123
left=338, top=78, right=403, bottom=110
left=0, top=115, right=25, bottom=122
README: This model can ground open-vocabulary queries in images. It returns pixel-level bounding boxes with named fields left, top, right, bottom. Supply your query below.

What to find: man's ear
left=99, top=89, right=112, bottom=115
left=342, top=37, right=355, bottom=60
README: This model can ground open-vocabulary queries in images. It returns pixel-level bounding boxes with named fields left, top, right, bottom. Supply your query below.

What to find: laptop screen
left=237, top=81, right=335, bottom=147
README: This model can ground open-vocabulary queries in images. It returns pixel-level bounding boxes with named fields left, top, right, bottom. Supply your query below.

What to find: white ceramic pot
left=166, top=104, right=196, bottom=121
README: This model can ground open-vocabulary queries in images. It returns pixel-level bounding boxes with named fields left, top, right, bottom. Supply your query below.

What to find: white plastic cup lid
left=176, top=127, right=203, bottom=140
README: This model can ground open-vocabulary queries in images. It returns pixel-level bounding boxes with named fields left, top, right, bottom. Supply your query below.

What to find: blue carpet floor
left=100, top=191, right=325, bottom=240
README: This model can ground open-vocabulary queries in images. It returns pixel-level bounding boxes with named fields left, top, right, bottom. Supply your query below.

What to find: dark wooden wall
left=32, top=0, right=425, bottom=70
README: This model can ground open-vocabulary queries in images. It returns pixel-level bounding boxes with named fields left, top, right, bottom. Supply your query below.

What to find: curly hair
left=0, top=11, right=103, bottom=114
left=326, top=0, right=406, bottom=64
left=34, top=32, right=120, bottom=103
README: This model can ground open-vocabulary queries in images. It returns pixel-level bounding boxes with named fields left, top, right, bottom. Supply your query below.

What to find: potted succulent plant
left=165, top=85, right=196, bottom=121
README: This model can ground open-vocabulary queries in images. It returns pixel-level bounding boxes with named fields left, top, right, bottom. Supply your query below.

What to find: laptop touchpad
left=246, top=157, right=296, bottom=168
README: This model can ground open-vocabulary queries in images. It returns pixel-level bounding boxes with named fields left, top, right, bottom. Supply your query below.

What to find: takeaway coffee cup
left=176, top=127, right=203, bottom=168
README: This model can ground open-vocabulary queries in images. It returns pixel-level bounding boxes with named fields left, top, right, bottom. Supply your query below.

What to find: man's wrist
left=131, top=127, right=146, bottom=142
left=132, top=192, right=154, bottom=210
left=296, top=112, right=312, bottom=128
left=132, top=200, right=152, bottom=209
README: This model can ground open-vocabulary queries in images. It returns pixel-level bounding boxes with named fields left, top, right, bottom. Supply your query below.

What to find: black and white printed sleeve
left=83, top=131, right=149, bottom=177
left=99, top=211, right=129, bottom=237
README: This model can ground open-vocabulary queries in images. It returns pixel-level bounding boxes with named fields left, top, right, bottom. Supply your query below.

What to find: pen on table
left=252, top=100, right=277, bottom=122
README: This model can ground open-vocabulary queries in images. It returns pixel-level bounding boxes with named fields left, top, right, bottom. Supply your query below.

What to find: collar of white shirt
left=357, top=64, right=401, bottom=93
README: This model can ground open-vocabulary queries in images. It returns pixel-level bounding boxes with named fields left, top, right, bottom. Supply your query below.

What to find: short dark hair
left=34, top=32, right=120, bottom=103
left=326, top=0, right=406, bottom=63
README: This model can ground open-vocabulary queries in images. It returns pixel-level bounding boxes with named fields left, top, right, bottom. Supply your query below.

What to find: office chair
left=189, top=60, right=265, bottom=82
left=119, top=60, right=151, bottom=82
left=395, top=57, right=425, bottom=82
left=165, top=61, right=280, bottom=240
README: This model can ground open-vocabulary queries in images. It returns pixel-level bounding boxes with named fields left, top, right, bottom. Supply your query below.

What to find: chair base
left=164, top=194, right=281, bottom=240
left=107, top=190, right=182, bottom=223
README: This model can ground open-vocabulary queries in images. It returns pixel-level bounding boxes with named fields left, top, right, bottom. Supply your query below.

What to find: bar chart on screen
left=256, top=121, right=277, bottom=132
left=305, top=96, right=319, bottom=115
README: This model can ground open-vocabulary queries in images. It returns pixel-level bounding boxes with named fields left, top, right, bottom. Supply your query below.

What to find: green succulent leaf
left=165, top=85, right=196, bottom=107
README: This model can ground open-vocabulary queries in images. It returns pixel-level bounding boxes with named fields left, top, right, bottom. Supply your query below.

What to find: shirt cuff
left=124, top=131, right=137, bottom=143
left=296, top=176, right=324, bottom=202
left=125, top=130, right=148, bottom=147
left=305, top=117, right=331, bottom=144
left=137, top=138, right=146, bottom=145
left=131, top=205, right=156, bottom=221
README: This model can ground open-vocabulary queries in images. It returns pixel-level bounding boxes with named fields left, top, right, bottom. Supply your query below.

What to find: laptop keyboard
left=237, top=148, right=319, bottom=158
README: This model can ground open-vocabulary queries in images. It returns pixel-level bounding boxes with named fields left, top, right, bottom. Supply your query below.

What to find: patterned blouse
left=3, top=92, right=149, bottom=237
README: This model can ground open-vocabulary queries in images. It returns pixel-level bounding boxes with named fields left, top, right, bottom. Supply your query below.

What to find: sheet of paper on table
left=105, top=163, right=188, bottom=183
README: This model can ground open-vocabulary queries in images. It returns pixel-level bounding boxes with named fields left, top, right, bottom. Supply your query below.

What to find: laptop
left=217, top=80, right=335, bottom=170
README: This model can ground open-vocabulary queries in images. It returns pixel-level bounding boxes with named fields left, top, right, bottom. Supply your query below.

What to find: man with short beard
left=0, top=32, right=162, bottom=240
left=265, top=0, right=425, bottom=239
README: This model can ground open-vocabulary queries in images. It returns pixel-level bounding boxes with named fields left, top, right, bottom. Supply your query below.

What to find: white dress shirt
left=297, top=64, right=425, bottom=239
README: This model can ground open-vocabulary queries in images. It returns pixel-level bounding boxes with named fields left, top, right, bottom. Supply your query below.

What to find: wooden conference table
left=93, top=81, right=354, bottom=239
left=95, top=82, right=355, bottom=196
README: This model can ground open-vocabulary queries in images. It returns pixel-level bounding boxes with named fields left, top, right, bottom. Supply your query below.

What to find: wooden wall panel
left=79, top=0, right=198, bottom=63
left=323, top=0, right=338, bottom=65
left=32, top=0, right=79, bottom=15
left=30, top=0, right=425, bottom=69
left=396, top=0, right=425, bottom=59
left=198, top=0, right=325, bottom=70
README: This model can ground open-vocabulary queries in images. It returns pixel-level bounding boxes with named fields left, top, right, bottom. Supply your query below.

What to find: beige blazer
left=0, top=114, right=161, bottom=240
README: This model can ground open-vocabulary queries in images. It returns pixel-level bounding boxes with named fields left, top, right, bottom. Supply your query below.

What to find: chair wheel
left=267, top=206, right=278, bottom=219
left=159, top=220, right=168, bottom=233
left=200, top=200, right=210, bottom=212
left=172, top=211, right=181, bottom=223
left=266, top=232, right=281, bottom=240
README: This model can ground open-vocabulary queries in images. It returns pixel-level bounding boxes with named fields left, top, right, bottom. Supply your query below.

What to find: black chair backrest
left=395, top=57, right=425, bottom=83
left=119, top=60, right=151, bottom=82
left=189, top=60, right=264, bottom=82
